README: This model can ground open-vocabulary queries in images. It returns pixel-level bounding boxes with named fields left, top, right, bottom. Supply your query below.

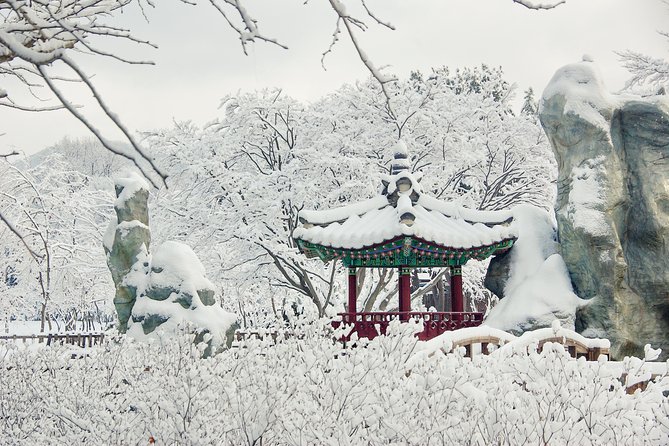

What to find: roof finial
left=390, top=139, right=411, bottom=175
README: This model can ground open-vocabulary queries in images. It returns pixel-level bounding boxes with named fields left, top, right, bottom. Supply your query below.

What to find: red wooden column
left=398, top=266, right=412, bottom=321
left=348, top=267, right=357, bottom=323
left=450, top=265, right=463, bottom=314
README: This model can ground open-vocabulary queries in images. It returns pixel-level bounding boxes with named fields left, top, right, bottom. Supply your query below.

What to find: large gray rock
left=539, top=59, right=669, bottom=359
left=484, top=250, right=511, bottom=299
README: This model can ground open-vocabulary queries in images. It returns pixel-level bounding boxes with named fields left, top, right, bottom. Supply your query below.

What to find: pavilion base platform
left=332, top=311, right=484, bottom=342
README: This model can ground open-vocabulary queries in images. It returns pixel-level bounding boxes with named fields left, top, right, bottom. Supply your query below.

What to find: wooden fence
left=0, top=333, right=105, bottom=348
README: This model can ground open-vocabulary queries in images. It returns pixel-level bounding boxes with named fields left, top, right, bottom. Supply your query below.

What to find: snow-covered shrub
left=1, top=322, right=667, bottom=445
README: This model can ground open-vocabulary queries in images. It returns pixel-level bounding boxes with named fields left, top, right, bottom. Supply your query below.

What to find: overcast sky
left=1, top=0, right=667, bottom=156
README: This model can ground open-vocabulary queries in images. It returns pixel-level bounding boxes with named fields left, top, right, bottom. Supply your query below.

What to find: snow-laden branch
left=0, top=209, right=43, bottom=262
left=512, top=0, right=566, bottom=9
left=617, top=49, right=669, bottom=91
left=207, top=0, right=288, bottom=54
left=617, top=1, right=669, bottom=92
left=326, top=0, right=398, bottom=118
left=0, top=0, right=167, bottom=187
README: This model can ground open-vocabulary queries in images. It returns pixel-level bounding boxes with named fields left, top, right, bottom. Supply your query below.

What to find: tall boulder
left=103, top=174, right=151, bottom=333
left=539, top=58, right=669, bottom=359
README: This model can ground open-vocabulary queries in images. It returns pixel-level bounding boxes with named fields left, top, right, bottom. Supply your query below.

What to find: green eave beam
left=295, top=236, right=515, bottom=268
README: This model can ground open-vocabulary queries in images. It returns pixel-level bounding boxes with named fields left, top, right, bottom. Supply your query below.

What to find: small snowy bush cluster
left=1, top=322, right=668, bottom=445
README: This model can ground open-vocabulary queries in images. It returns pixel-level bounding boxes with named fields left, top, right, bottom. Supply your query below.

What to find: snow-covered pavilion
left=294, top=141, right=518, bottom=340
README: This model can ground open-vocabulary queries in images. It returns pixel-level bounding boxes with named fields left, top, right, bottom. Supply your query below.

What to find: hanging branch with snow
left=324, top=0, right=398, bottom=119
left=0, top=0, right=167, bottom=187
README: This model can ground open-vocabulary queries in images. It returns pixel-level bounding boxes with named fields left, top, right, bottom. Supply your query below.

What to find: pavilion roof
left=293, top=141, right=518, bottom=251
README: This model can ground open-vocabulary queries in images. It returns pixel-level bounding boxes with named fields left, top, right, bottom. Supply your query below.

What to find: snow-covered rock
left=539, top=58, right=669, bottom=360
left=105, top=173, right=237, bottom=354
left=128, top=241, right=238, bottom=355
left=104, top=172, right=152, bottom=332
left=485, top=205, right=584, bottom=333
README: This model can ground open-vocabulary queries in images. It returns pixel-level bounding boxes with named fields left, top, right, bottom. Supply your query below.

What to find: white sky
left=1, top=0, right=667, bottom=155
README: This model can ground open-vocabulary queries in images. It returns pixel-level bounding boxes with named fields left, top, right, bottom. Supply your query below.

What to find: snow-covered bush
left=1, top=322, right=667, bottom=445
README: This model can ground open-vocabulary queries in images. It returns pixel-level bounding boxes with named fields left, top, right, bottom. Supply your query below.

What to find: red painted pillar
left=450, top=265, right=463, bottom=314
left=399, top=266, right=411, bottom=321
left=348, top=267, right=357, bottom=323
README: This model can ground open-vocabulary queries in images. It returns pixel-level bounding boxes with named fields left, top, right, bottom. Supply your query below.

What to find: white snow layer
left=563, top=156, right=610, bottom=237
left=103, top=219, right=117, bottom=251
left=149, top=240, right=216, bottom=293
left=485, top=205, right=585, bottom=332
left=295, top=203, right=516, bottom=249
left=114, top=170, right=150, bottom=208
left=299, top=195, right=389, bottom=225
left=540, top=57, right=616, bottom=132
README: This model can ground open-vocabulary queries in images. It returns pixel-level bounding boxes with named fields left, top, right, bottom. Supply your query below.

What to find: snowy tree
left=521, top=87, right=538, bottom=115
left=0, top=156, right=114, bottom=329
left=40, top=137, right=130, bottom=178
left=0, top=0, right=569, bottom=271
left=0, top=322, right=667, bottom=444
left=617, top=0, right=669, bottom=93
left=141, top=67, right=557, bottom=320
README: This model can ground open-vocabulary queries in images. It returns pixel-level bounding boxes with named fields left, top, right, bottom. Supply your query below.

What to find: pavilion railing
left=334, top=311, right=484, bottom=341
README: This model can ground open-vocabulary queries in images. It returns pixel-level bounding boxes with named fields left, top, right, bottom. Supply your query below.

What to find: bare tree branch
left=0, top=150, right=19, bottom=159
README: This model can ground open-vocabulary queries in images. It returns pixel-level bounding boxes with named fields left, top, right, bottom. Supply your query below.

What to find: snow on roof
left=294, top=140, right=517, bottom=250
left=299, top=196, right=388, bottom=226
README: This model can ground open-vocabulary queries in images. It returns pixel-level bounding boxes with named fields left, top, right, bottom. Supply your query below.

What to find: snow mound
left=485, top=205, right=585, bottom=332
left=127, top=241, right=237, bottom=349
